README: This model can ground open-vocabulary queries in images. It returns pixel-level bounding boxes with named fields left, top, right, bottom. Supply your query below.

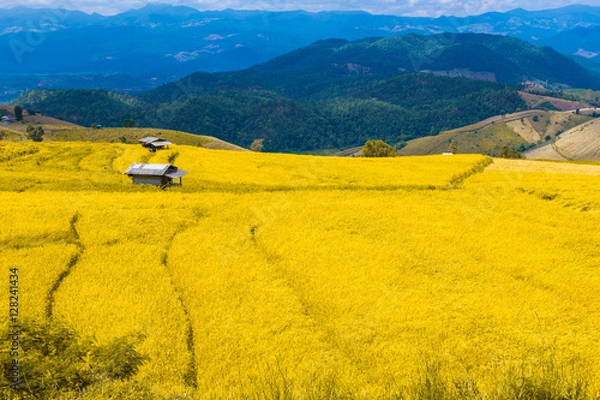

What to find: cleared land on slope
left=524, top=118, right=600, bottom=160
left=398, top=110, right=594, bottom=156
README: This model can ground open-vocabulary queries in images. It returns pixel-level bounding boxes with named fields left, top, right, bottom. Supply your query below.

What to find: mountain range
left=17, top=32, right=600, bottom=153
left=1, top=4, right=600, bottom=101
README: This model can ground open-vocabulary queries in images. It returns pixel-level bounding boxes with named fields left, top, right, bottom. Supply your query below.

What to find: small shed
left=124, top=163, right=188, bottom=187
left=139, top=136, right=172, bottom=151
left=149, top=140, right=172, bottom=150
left=139, top=136, right=160, bottom=145
left=2, top=115, right=16, bottom=124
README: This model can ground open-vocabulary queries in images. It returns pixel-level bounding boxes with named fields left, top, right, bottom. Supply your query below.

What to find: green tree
left=361, top=139, right=396, bottom=157
left=123, top=118, right=136, bottom=127
left=447, top=140, right=458, bottom=154
left=14, top=105, right=23, bottom=121
left=498, top=146, right=523, bottom=159
left=26, top=125, right=44, bottom=142
left=250, top=138, right=264, bottom=152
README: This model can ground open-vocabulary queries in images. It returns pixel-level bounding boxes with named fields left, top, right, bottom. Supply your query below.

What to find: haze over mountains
left=1, top=3, right=600, bottom=100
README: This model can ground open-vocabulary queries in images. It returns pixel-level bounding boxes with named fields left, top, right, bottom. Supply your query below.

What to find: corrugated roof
left=123, top=163, right=171, bottom=176
left=150, top=141, right=172, bottom=147
left=139, top=136, right=160, bottom=144
left=165, top=169, right=188, bottom=179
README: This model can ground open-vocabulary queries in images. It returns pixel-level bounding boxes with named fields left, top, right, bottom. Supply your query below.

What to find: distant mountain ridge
left=146, top=33, right=600, bottom=103
left=19, top=32, right=600, bottom=153
left=1, top=4, right=600, bottom=100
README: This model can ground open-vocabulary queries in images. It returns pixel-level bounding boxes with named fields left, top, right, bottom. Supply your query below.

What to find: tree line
left=14, top=74, right=526, bottom=152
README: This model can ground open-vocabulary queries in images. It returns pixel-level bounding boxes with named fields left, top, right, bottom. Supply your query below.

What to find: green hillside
left=16, top=33, right=600, bottom=153
left=146, top=33, right=600, bottom=102
left=15, top=76, right=525, bottom=152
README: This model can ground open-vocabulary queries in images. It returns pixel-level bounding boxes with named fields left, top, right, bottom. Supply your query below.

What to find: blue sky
left=0, top=0, right=597, bottom=17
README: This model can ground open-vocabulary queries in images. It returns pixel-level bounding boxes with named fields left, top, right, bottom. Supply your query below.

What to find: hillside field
left=0, top=122, right=247, bottom=152
left=1, top=142, right=600, bottom=399
left=398, top=110, right=596, bottom=157
left=524, top=118, right=600, bottom=161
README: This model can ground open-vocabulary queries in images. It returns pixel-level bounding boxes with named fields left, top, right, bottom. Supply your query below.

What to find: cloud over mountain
left=0, top=0, right=598, bottom=17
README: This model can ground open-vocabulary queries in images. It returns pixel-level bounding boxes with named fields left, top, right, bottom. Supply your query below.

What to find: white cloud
left=0, top=0, right=597, bottom=17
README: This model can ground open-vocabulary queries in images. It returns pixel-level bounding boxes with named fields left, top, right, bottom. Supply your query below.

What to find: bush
left=123, top=118, right=136, bottom=127
left=167, top=151, right=180, bottom=164
left=447, top=140, right=458, bottom=154
left=26, top=125, right=44, bottom=142
left=498, top=146, right=523, bottom=159
left=78, top=380, right=161, bottom=400
left=250, top=138, right=264, bottom=152
left=0, top=318, right=147, bottom=399
left=361, top=139, right=396, bottom=157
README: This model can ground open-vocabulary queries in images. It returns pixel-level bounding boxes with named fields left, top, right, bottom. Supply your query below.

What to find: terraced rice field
left=1, top=142, right=600, bottom=399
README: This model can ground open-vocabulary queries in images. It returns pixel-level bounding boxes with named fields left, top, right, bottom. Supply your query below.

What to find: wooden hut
left=139, top=136, right=172, bottom=151
left=149, top=140, right=172, bottom=150
left=139, top=136, right=160, bottom=145
left=123, top=163, right=188, bottom=187
left=2, top=115, right=16, bottom=124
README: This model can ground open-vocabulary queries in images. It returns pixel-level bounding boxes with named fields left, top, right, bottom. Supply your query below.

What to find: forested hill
left=2, top=4, right=600, bottom=99
left=18, top=32, right=600, bottom=152
left=16, top=76, right=525, bottom=152
left=146, top=33, right=600, bottom=102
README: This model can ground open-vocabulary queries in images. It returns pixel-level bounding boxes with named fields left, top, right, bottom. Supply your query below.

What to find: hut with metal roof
left=148, top=140, right=172, bottom=150
left=2, top=115, right=16, bottom=124
left=139, top=136, right=172, bottom=152
left=139, top=136, right=160, bottom=145
left=124, top=163, right=188, bottom=187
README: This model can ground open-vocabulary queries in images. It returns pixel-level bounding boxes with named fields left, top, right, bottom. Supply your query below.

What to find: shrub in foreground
left=0, top=318, right=147, bottom=399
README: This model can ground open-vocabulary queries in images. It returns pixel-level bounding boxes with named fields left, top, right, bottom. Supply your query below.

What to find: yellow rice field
left=1, top=141, right=600, bottom=399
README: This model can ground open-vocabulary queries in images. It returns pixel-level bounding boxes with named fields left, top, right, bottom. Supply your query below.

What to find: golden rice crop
left=48, top=194, right=201, bottom=395
left=1, top=141, right=600, bottom=398
left=0, top=142, right=489, bottom=192
left=0, top=244, right=79, bottom=322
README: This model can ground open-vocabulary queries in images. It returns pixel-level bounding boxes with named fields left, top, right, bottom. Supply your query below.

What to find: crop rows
left=1, top=142, right=599, bottom=398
